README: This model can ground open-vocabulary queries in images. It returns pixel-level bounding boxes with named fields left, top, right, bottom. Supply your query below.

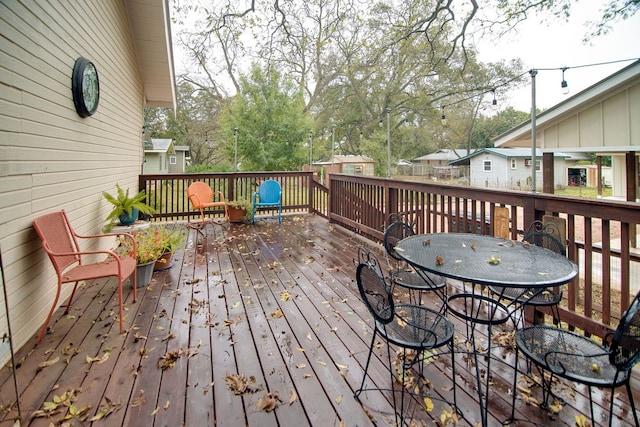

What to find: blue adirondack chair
left=252, top=179, right=282, bottom=224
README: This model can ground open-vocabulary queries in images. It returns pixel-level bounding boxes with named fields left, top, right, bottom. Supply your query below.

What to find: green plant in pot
left=152, top=225, right=186, bottom=270
left=227, top=198, right=253, bottom=223
left=103, top=184, right=156, bottom=232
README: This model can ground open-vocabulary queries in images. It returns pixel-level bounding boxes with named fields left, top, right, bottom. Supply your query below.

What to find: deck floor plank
left=1, top=216, right=638, bottom=427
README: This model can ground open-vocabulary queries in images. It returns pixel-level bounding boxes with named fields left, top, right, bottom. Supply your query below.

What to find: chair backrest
left=609, top=290, right=640, bottom=371
left=32, top=210, right=81, bottom=274
left=355, top=252, right=394, bottom=325
left=256, top=180, right=282, bottom=204
left=523, top=220, right=566, bottom=256
left=383, top=219, right=415, bottom=262
left=188, top=182, right=213, bottom=209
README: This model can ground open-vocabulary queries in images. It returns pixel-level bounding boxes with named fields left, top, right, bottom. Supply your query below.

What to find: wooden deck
left=1, top=215, right=638, bottom=426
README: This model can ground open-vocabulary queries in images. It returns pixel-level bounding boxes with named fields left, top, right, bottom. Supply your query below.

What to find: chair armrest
left=212, top=191, right=227, bottom=203
left=253, top=191, right=259, bottom=203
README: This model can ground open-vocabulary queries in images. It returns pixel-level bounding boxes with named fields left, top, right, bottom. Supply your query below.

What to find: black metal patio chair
left=490, top=220, right=566, bottom=326
left=383, top=213, right=447, bottom=308
left=353, top=248, right=457, bottom=425
left=509, top=289, right=640, bottom=427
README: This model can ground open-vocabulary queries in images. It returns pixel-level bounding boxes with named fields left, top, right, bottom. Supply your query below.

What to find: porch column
left=542, top=152, right=554, bottom=193
left=596, top=156, right=603, bottom=198
left=625, top=151, right=638, bottom=202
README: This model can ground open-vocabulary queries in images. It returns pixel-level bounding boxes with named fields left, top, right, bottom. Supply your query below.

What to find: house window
left=510, top=159, right=516, bottom=169
left=169, top=156, right=177, bottom=165
left=354, top=165, right=363, bottom=175
left=535, top=160, right=541, bottom=171
left=483, top=160, right=492, bottom=172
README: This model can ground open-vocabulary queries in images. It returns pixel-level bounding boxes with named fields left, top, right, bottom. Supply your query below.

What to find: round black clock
left=72, top=57, right=100, bottom=117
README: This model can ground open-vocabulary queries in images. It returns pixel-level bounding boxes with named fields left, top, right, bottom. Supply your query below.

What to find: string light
left=561, top=67, right=569, bottom=95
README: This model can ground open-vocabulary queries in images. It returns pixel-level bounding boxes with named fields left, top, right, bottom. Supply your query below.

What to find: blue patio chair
left=252, top=179, right=282, bottom=224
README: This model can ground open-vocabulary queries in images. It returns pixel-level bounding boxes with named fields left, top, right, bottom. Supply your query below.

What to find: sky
left=475, top=4, right=640, bottom=112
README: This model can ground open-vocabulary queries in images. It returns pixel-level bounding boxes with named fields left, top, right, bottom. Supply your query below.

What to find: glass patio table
left=395, top=233, right=578, bottom=426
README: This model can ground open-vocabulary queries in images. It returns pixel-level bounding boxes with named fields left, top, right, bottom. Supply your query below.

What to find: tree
left=219, top=65, right=312, bottom=171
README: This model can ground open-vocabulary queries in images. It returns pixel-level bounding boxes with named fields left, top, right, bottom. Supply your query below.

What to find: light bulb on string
left=561, top=67, right=569, bottom=95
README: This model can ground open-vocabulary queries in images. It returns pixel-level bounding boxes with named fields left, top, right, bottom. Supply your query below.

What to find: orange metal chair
left=187, top=182, right=229, bottom=229
left=32, top=210, right=137, bottom=344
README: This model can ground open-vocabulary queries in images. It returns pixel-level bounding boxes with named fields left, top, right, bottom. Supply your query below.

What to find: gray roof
left=414, top=149, right=469, bottom=162
left=448, top=148, right=570, bottom=165
left=145, top=138, right=173, bottom=153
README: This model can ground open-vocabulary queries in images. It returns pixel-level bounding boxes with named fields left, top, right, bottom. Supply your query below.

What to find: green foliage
left=102, top=184, right=156, bottom=232
left=219, top=64, right=312, bottom=171
left=471, top=107, right=531, bottom=148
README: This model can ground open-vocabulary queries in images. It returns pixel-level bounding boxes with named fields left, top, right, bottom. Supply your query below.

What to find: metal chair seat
left=509, top=290, right=640, bottom=427
left=377, top=303, right=454, bottom=350
left=516, top=326, right=629, bottom=387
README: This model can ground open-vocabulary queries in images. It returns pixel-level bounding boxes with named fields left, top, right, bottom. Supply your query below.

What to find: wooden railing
left=329, top=173, right=640, bottom=339
left=139, top=172, right=327, bottom=222
left=138, top=172, right=639, bottom=339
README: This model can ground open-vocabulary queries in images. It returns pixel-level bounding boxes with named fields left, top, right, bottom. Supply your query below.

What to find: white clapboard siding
left=0, top=0, right=157, bottom=361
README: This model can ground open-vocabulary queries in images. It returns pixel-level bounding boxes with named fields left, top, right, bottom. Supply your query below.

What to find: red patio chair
left=32, top=210, right=137, bottom=344
left=187, top=182, right=229, bottom=229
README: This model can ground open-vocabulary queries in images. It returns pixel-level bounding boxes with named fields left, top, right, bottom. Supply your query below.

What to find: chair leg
left=36, top=282, right=62, bottom=345
left=64, top=281, right=80, bottom=314
left=624, top=381, right=639, bottom=427
left=354, top=329, right=378, bottom=398
left=117, top=278, right=123, bottom=334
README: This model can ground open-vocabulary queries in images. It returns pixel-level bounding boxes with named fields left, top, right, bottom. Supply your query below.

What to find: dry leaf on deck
left=37, top=356, right=60, bottom=372
left=225, top=374, right=262, bottom=395
left=255, top=392, right=283, bottom=412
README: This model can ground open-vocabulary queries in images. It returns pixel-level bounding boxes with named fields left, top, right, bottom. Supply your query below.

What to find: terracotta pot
left=228, top=206, right=246, bottom=223
left=135, top=260, right=155, bottom=288
left=154, top=252, right=173, bottom=271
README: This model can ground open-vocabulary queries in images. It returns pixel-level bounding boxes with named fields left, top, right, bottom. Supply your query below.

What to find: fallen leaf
left=270, top=309, right=284, bottom=318
left=225, top=374, right=262, bottom=395
left=255, top=392, right=283, bottom=412
left=423, top=397, right=434, bottom=412
left=289, top=390, right=297, bottom=405
left=37, top=356, right=60, bottom=372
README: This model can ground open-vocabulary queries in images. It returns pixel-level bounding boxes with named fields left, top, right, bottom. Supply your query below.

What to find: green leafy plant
left=115, top=227, right=164, bottom=264
left=102, top=184, right=156, bottom=231
left=154, top=225, right=185, bottom=254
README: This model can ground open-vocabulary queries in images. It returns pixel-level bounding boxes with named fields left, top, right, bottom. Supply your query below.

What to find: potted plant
left=103, top=184, right=156, bottom=232
left=227, top=198, right=253, bottom=223
left=152, top=225, right=185, bottom=271
left=116, top=227, right=165, bottom=287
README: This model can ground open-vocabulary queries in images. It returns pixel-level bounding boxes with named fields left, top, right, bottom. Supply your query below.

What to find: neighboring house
left=171, top=146, right=191, bottom=174
left=314, top=155, right=375, bottom=184
left=0, top=0, right=176, bottom=358
left=448, top=148, right=570, bottom=190
left=412, top=149, right=469, bottom=177
left=493, top=60, right=639, bottom=200
left=143, top=139, right=190, bottom=174
left=144, top=138, right=173, bottom=174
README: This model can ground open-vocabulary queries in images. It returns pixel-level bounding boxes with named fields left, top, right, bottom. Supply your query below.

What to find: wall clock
left=72, top=57, right=100, bottom=117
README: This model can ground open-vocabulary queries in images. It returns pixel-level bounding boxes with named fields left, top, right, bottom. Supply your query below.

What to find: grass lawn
left=554, top=186, right=612, bottom=199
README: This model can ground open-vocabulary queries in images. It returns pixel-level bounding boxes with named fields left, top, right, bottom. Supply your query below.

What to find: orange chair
left=32, top=210, right=137, bottom=344
left=187, top=182, right=229, bottom=229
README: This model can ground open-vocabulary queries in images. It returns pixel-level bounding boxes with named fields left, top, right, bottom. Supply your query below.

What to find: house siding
left=0, top=0, right=146, bottom=357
